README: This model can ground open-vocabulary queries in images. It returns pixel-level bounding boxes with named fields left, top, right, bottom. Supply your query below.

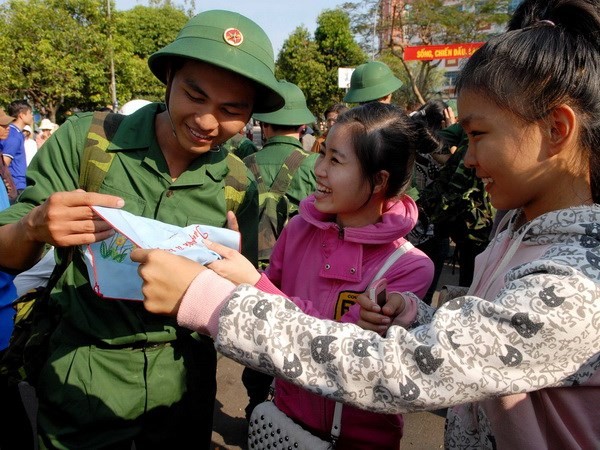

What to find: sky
left=114, top=0, right=343, bottom=54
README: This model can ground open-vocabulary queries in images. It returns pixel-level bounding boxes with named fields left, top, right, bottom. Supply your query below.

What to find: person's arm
left=0, top=116, right=124, bottom=271
left=134, top=244, right=600, bottom=415
left=2, top=154, right=11, bottom=167
left=214, top=270, right=599, bottom=414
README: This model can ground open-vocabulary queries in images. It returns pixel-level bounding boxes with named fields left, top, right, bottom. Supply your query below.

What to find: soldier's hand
left=23, top=189, right=124, bottom=247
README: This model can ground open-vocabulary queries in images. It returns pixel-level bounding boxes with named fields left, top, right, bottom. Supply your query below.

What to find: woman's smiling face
left=458, top=89, right=551, bottom=219
left=313, top=123, right=375, bottom=227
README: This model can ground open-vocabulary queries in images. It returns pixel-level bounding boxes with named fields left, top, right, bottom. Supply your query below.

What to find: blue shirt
left=1, top=124, right=27, bottom=190
left=0, top=181, right=16, bottom=350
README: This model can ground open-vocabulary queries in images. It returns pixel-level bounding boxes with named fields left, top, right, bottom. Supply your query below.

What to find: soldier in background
left=241, top=80, right=318, bottom=420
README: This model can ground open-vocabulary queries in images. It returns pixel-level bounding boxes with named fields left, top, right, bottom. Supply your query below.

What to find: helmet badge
left=223, top=28, right=244, bottom=46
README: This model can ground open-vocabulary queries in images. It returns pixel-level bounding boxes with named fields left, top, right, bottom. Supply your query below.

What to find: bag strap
left=328, top=243, right=414, bottom=445
left=78, top=111, right=125, bottom=191
left=45, top=112, right=124, bottom=297
left=267, top=242, right=413, bottom=447
left=269, top=149, right=307, bottom=196
left=367, top=241, right=414, bottom=289
left=224, top=152, right=251, bottom=213
left=330, top=401, right=342, bottom=445
left=246, top=149, right=308, bottom=196
left=245, top=154, right=266, bottom=195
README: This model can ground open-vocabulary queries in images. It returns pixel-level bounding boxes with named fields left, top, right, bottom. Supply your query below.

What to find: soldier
left=241, top=80, right=318, bottom=419
left=343, top=60, right=403, bottom=105
left=246, top=80, right=318, bottom=267
left=221, top=130, right=259, bottom=160
left=418, top=123, right=495, bottom=287
left=0, top=10, right=284, bottom=449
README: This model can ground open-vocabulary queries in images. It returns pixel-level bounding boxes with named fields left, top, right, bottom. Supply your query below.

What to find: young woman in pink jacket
left=244, top=102, right=436, bottom=449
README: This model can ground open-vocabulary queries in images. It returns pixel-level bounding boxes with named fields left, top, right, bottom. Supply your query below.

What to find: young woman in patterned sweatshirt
left=131, top=0, right=600, bottom=447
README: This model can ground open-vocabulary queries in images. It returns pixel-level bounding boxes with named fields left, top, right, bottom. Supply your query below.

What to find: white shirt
left=24, top=138, right=38, bottom=166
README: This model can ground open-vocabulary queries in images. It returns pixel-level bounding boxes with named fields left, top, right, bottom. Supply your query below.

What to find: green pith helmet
left=343, top=61, right=403, bottom=103
left=148, top=10, right=285, bottom=113
left=252, top=80, right=315, bottom=126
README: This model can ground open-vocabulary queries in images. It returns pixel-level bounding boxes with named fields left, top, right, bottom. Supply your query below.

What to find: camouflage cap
left=252, top=81, right=315, bottom=126
left=343, top=61, right=403, bottom=103
left=148, top=10, right=285, bottom=113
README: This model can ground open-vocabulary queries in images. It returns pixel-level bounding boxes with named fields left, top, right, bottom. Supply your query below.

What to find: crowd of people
left=1, top=0, right=599, bottom=449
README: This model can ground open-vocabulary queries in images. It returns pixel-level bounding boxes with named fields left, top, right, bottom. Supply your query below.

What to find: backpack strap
left=224, top=152, right=251, bottom=213
left=246, top=149, right=308, bottom=197
left=78, top=111, right=125, bottom=192
left=245, top=153, right=267, bottom=195
left=269, top=149, right=308, bottom=196
left=244, top=149, right=308, bottom=266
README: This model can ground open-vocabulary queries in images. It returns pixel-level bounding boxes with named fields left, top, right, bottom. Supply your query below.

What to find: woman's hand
left=204, top=239, right=261, bottom=286
left=356, top=291, right=408, bottom=335
left=131, top=248, right=206, bottom=316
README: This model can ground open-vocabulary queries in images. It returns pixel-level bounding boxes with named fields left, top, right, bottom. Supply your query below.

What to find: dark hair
left=456, top=0, right=600, bottom=202
left=8, top=100, right=32, bottom=118
left=334, top=102, right=439, bottom=199
left=324, top=103, right=349, bottom=117
left=267, top=123, right=299, bottom=132
left=410, top=99, right=448, bottom=154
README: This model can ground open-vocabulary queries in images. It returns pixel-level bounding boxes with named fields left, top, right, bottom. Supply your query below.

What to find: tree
left=276, top=9, right=366, bottom=120
left=0, top=0, right=114, bottom=122
left=0, top=0, right=189, bottom=123
left=343, top=0, right=510, bottom=106
left=276, top=27, right=328, bottom=117
left=114, top=5, right=189, bottom=104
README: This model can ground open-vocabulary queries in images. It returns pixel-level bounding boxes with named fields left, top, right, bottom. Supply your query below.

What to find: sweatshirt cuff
left=254, top=273, right=286, bottom=296
left=391, top=291, right=418, bottom=328
left=177, top=269, right=236, bottom=338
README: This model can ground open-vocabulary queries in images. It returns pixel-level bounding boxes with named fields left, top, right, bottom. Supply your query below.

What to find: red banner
left=404, top=42, right=484, bottom=61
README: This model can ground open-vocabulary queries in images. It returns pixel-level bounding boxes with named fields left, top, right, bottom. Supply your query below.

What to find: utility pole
left=107, top=0, right=118, bottom=111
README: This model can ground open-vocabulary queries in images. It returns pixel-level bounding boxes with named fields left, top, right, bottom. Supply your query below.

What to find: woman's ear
left=373, top=170, right=390, bottom=195
left=547, top=104, right=577, bottom=156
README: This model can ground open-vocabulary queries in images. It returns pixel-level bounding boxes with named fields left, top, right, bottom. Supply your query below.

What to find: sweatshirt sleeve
left=210, top=260, right=600, bottom=415
left=177, top=269, right=236, bottom=337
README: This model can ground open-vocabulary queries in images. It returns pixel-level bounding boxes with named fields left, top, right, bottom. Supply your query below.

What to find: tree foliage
left=343, top=0, right=510, bottom=106
left=115, top=5, right=188, bottom=105
left=0, top=0, right=112, bottom=122
left=276, top=9, right=366, bottom=122
left=0, top=0, right=187, bottom=123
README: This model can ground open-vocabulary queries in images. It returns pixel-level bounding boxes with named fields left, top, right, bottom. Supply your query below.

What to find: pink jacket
left=256, top=194, right=433, bottom=450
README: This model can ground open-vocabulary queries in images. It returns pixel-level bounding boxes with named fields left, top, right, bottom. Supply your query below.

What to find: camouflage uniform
left=417, top=123, right=496, bottom=286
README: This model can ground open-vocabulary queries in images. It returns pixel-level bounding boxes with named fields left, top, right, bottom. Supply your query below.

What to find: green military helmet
left=343, top=61, right=403, bottom=103
left=148, top=10, right=285, bottom=113
left=252, top=80, right=315, bottom=126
